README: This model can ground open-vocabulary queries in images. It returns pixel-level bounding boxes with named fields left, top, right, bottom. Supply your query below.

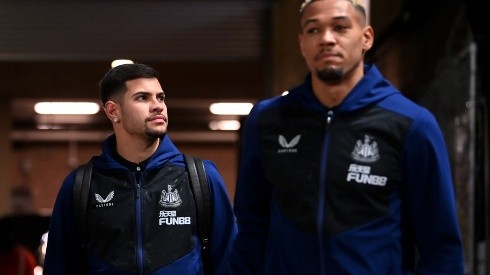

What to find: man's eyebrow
left=303, top=18, right=318, bottom=25
left=301, top=18, right=320, bottom=28
left=133, top=91, right=164, bottom=95
left=302, top=16, right=350, bottom=28
left=133, top=91, right=151, bottom=95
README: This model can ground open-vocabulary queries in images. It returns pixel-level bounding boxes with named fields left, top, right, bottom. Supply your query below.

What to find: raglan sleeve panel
left=403, top=110, right=465, bottom=274
left=44, top=171, right=89, bottom=275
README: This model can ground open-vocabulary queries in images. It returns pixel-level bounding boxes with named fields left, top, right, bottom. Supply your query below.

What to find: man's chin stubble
left=316, top=68, right=343, bottom=82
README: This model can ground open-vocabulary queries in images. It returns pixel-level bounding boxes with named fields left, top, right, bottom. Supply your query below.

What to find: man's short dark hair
left=299, top=0, right=367, bottom=22
left=99, top=63, right=160, bottom=105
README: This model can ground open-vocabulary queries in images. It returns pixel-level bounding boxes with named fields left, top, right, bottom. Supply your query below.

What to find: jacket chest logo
left=158, top=185, right=191, bottom=226
left=277, top=134, right=301, bottom=153
left=159, top=185, right=182, bottom=207
left=347, top=135, right=387, bottom=187
left=95, top=191, right=114, bottom=208
left=351, top=135, right=380, bottom=163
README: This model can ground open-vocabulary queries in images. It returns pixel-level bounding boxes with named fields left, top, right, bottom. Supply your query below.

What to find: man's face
left=119, top=77, right=168, bottom=139
left=298, top=0, right=373, bottom=82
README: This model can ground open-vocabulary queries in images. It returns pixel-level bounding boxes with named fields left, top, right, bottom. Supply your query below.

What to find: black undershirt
left=111, top=145, right=151, bottom=183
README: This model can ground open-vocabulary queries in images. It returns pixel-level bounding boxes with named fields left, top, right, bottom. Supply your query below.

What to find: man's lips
left=149, top=115, right=167, bottom=123
left=315, top=51, right=342, bottom=62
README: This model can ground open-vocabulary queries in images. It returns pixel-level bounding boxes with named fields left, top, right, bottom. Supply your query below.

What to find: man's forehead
left=299, top=0, right=368, bottom=26
left=125, top=78, right=162, bottom=91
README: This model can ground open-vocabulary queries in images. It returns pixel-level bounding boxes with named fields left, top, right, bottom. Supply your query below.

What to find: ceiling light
left=209, top=102, right=253, bottom=115
left=36, top=124, right=64, bottom=130
left=111, top=59, right=134, bottom=68
left=208, top=120, right=241, bottom=131
left=34, top=102, right=100, bottom=115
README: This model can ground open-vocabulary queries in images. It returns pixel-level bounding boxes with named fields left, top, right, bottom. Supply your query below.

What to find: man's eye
left=334, top=25, right=348, bottom=32
left=306, top=28, right=319, bottom=34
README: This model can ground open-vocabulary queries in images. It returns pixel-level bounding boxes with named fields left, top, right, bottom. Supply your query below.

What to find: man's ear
left=104, top=101, right=120, bottom=122
left=362, top=26, right=374, bottom=53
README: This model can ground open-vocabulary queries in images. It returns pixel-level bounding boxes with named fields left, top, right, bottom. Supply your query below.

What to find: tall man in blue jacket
left=44, top=63, right=237, bottom=274
left=228, top=0, right=465, bottom=274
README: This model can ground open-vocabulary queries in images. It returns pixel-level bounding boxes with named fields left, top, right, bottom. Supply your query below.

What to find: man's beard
left=316, top=67, right=343, bottom=83
left=146, top=127, right=166, bottom=138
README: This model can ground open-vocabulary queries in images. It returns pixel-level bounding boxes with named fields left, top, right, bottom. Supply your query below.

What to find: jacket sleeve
left=44, top=171, right=88, bottom=275
left=228, top=103, right=272, bottom=274
left=404, top=111, right=465, bottom=274
left=203, top=160, right=238, bottom=275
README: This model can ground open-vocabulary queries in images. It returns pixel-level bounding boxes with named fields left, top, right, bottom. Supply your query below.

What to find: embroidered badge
left=351, top=135, right=380, bottom=163
left=159, top=185, right=182, bottom=207
left=95, top=191, right=114, bottom=208
left=278, top=134, right=301, bottom=153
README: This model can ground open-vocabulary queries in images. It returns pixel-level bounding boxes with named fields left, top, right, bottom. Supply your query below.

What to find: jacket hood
left=92, top=134, right=181, bottom=171
left=291, top=64, right=400, bottom=113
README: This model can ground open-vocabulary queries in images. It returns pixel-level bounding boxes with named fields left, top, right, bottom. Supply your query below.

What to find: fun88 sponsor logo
left=159, top=210, right=191, bottom=225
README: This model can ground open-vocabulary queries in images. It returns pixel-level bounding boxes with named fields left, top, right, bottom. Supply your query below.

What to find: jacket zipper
left=318, top=110, right=333, bottom=275
left=135, top=166, right=144, bottom=275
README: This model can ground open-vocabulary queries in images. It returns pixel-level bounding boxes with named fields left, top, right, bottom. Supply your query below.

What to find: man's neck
left=311, top=66, right=364, bottom=108
left=115, top=133, right=160, bottom=163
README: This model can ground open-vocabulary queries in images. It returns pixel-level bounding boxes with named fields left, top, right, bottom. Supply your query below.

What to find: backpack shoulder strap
left=73, top=160, right=93, bottom=249
left=184, top=155, right=212, bottom=273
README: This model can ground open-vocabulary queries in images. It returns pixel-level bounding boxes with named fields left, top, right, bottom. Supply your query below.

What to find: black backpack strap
left=73, top=160, right=93, bottom=249
left=184, top=155, right=212, bottom=274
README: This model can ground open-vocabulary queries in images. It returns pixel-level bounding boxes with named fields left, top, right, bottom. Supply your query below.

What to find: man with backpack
left=44, top=63, right=237, bottom=274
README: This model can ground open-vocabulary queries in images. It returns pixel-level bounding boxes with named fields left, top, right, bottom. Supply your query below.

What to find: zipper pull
left=327, top=110, right=334, bottom=124
left=135, top=166, right=142, bottom=198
